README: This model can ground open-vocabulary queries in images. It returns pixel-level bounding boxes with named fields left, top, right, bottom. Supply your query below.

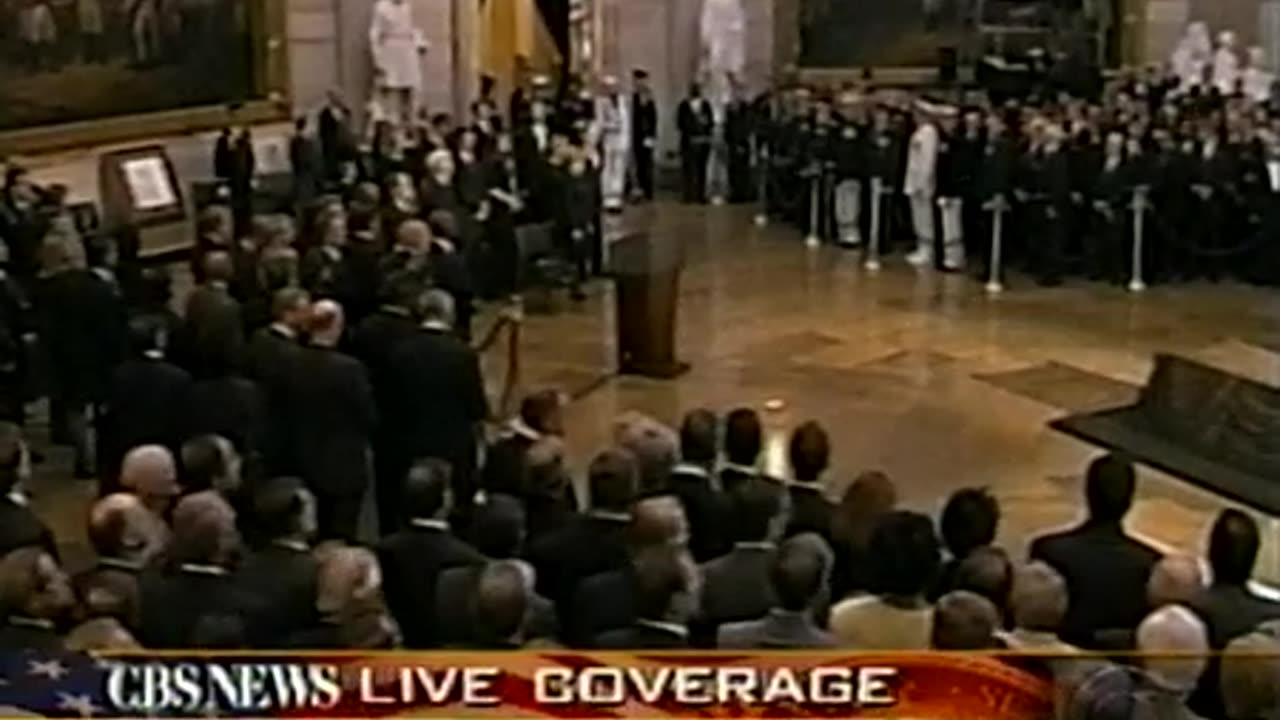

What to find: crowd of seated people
left=3, top=389, right=1280, bottom=717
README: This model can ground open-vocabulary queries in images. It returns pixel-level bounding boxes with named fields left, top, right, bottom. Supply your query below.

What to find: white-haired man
left=1134, top=605, right=1210, bottom=719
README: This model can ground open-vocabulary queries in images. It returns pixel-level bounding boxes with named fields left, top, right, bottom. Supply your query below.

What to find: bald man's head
left=316, top=545, right=382, bottom=616
left=87, top=493, right=167, bottom=563
left=309, top=299, right=345, bottom=347
left=629, top=496, right=688, bottom=551
left=120, top=446, right=179, bottom=516
left=169, top=491, right=239, bottom=568
left=395, top=219, right=432, bottom=253
left=1147, top=555, right=1205, bottom=610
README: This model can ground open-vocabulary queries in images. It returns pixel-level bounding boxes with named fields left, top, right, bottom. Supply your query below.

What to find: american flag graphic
left=0, top=650, right=1054, bottom=718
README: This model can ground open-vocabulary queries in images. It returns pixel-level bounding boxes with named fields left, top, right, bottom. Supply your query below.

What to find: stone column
left=286, top=0, right=341, bottom=114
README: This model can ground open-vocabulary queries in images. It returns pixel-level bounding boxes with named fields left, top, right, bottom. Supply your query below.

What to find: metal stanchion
left=754, top=148, right=769, bottom=227
left=1129, top=185, right=1149, bottom=293
left=805, top=169, right=821, bottom=247
left=865, top=177, right=883, bottom=272
left=986, top=196, right=1007, bottom=295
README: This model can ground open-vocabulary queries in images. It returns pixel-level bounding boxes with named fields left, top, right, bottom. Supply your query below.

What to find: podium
left=610, top=230, right=689, bottom=379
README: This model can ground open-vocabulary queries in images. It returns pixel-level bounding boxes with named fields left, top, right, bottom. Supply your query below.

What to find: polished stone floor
left=27, top=200, right=1280, bottom=587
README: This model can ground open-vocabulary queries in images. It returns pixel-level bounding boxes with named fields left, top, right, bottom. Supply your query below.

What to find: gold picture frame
left=0, top=0, right=290, bottom=155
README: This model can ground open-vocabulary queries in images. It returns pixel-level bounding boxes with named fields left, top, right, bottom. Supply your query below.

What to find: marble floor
left=27, top=200, right=1280, bottom=587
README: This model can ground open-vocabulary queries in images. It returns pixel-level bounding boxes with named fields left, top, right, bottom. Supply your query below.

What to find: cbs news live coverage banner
left=0, top=650, right=1055, bottom=718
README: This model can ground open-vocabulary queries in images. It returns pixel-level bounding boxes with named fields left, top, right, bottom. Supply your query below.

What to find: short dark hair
left=788, top=421, right=830, bottom=484
left=179, top=435, right=227, bottom=494
left=403, top=459, right=453, bottom=520
left=728, top=478, right=784, bottom=543
left=939, top=488, right=1000, bottom=557
left=472, top=561, right=528, bottom=642
left=271, top=287, right=310, bottom=322
left=0, top=422, right=23, bottom=494
left=1209, top=509, right=1260, bottom=587
left=678, top=409, right=718, bottom=465
left=771, top=536, right=828, bottom=612
left=470, top=494, right=526, bottom=559
left=724, top=408, right=762, bottom=465
left=251, top=476, right=308, bottom=540
left=1085, top=455, right=1136, bottom=524
left=631, top=544, right=691, bottom=621
left=587, top=449, right=638, bottom=513
left=519, top=390, right=562, bottom=434
left=127, top=314, right=167, bottom=356
left=869, top=511, right=941, bottom=597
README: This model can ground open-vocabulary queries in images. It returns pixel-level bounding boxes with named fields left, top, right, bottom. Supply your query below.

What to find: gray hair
left=1146, top=555, right=1204, bottom=610
left=1010, top=561, right=1068, bottom=632
left=1221, top=622, right=1280, bottom=720
left=614, top=413, right=678, bottom=494
left=931, top=590, right=1001, bottom=650
left=418, top=289, right=456, bottom=328
left=1136, top=604, right=1209, bottom=696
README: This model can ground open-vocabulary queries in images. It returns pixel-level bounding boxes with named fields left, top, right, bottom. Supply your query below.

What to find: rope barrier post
left=805, top=168, right=821, bottom=248
left=754, top=148, right=769, bottom=227
left=866, top=176, right=883, bottom=272
left=1129, top=185, right=1148, bottom=293
left=986, top=196, right=1007, bottom=295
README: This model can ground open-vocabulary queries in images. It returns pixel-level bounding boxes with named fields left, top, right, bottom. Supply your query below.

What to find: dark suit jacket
left=0, top=498, right=57, bottom=559
left=100, top=357, right=192, bottom=483
left=35, top=269, right=126, bottom=402
left=187, top=375, right=266, bottom=463
left=568, top=566, right=636, bottom=646
left=376, top=522, right=484, bottom=648
left=718, top=465, right=757, bottom=497
left=481, top=432, right=536, bottom=497
left=1029, top=521, right=1160, bottom=648
left=698, top=545, right=778, bottom=641
left=181, top=284, right=243, bottom=377
left=717, top=609, right=836, bottom=649
left=137, top=566, right=247, bottom=649
left=0, top=618, right=62, bottom=651
left=527, top=513, right=631, bottom=615
left=669, top=465, right=727, bottom=562
left=245, top=326, right=304, bottom=474
left=385, top=328, right=488, bottom=462
left=1189, top=583, right=1280, bottom=718
left=786, top=484, right=834, bottom=545
left=234, top=543, right=320, bottom=648
left=595, top=621, right=691, bottom=650
left=290, top=346, right=376, bottom=496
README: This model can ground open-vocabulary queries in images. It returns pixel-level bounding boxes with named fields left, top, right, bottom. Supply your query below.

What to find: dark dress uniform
left=631, top=91, right=658, bottom=200
left=725, top=99, right=755, bottom=203
left=677, top=96, right=715, bottom=203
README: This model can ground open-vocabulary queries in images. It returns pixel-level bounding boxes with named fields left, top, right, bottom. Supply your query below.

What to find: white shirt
left=904, top=122, right=940, bottom=196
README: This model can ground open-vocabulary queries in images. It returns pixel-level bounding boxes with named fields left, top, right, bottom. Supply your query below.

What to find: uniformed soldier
left=832, top=90, right=867, bottom=248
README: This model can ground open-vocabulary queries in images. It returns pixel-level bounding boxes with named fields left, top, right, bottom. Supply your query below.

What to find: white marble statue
left=1213, top=30, right=1241, bottom=95
left=369, top=0, right=427, bottom=129
left=700, top=0, right=746, bottom=104
left=1243, top=46, right=1274, bottom=103
left=1171, top=21, right=1212, bottom=92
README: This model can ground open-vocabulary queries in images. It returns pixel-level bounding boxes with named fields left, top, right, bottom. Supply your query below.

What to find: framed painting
left=0, top=0, right=289, bottom=154
left=798, top=0, right=975, bottom=67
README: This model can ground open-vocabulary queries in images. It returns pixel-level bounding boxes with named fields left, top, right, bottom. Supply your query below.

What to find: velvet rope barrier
left=472, top=297, right=523, bottom=419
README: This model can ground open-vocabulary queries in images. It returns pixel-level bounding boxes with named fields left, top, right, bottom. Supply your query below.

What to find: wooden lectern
left=610, top=230, right=689, bottom=379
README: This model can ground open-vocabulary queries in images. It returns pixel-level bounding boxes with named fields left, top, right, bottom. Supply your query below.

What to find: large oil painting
left=0, top=0, right=281, bottom=149
left=799, top=0, right=976, bottom=67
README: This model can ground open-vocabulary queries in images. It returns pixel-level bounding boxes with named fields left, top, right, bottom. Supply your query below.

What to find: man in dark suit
left=317, top=90, right=358, bottom=185
left=181, top=251, right=244, bottom=379
left=137, top=493, right=246, bottom=649
left=697, top=478, right=784, bottom=645
left=567, top=495, right=688, bottom=646
left=386, top=290, right=489, bottom=513
left=349, top=278, right=420, bottom=535
left=482, top=389, right=564, bottom=498
left=376, top=459, right=484, bottom=648
left=933, top=487, right=1001, bottom=601
left=0, top=423, right=55, bottom=559
left=786, top=421, right=834, bottom=544
left=720, top=407, right=764, bottom=494
left=290, top=301, right=376, bottom=542
left=100, top=315, right=192, bottom=493
left=1029, top=455, right=1160, bottom=649
left=235, top=477, right=320, bottom=647
left=631, top=69, right=658, bottom=201
left=527, top=449, right=638, bottom=622
left=670, top=409, right=726, bottom=562
left=289, top=115, right=323, bottom=209
left=244, top=287, right=310, bottom=477
left=1189, top=509, right=1280, bottom=718
left=595, top=544, right=700, bottom=649
left=0, top=547, right=75, bottom=650
left=676, top=83, right=714, bottom=203
left=718, top=533, right=836, bottom=649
